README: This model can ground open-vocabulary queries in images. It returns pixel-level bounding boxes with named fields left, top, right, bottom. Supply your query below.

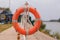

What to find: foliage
left=31, top=20, right=35, bottom=25
left=39, top=21, right=46, bottom=31
left=51, top=32, right=60, bottom=40
left=5, top=8, right=10, bottom=11
left=58, top=18, right=60, bottom=22
left=42, top=29, right=51, bottom=35
left=18, top=15, right=22, bottom=22
left=0, top=24, right=12, bottom=32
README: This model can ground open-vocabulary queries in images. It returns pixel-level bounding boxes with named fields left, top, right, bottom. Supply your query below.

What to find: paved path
left=0, top=27, right=57, bottom=40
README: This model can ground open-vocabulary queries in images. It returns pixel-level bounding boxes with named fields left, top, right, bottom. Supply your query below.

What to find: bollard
left=17, top=33, right=20, bottom=40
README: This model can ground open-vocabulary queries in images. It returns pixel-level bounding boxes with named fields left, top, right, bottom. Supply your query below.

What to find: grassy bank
left=0, top=24, right=12, bottom=32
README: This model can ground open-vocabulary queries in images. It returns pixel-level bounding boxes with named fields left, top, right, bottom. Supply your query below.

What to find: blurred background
left=0, top=0, right=60, bottom=40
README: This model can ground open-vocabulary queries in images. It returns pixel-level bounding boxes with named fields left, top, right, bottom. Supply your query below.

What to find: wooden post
left=17, top=33, right=20, bottom=40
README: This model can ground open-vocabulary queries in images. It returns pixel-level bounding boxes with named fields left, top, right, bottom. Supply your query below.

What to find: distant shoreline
left=43, top=21, right=60, bottom=22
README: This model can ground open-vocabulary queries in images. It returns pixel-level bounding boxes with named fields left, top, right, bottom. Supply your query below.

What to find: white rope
left=20, top=2, right=34, bottom=40
left=21, top=5, right=31, bottom=40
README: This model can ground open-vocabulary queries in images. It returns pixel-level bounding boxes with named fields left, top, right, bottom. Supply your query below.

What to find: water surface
left=43, top=22, right=60, bottom=34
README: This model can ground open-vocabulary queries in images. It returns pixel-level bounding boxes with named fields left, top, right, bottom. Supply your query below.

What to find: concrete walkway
left=0, top=27, right=57, bottom=40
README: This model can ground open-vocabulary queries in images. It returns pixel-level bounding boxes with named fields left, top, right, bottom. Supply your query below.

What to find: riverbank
left=0, top=24, right=12, bottom=32
left=43, top=22, right=60, bottom=34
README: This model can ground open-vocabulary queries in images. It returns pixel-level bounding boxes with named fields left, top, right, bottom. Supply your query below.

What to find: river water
left=43, top=22, right=60, bottom=34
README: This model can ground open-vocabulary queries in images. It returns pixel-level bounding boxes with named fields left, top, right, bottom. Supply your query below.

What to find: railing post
left=17, top=33, right=20, bottom=40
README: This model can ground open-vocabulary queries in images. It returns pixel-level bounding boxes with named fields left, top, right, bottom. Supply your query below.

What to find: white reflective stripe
left=12, top=20, right=18, bottom=22
left=35, top=18, right=41, bottom=21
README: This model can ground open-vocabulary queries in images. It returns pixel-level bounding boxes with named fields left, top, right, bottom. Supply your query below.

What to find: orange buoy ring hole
left=12, top=7, right=41, bottom=35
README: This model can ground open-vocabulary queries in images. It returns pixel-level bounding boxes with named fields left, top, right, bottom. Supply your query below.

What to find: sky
left=0, top=0, right=60, bottom=20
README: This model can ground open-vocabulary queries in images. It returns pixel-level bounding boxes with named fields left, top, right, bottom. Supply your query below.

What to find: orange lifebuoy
left=12, top=7, right=41, bottom=35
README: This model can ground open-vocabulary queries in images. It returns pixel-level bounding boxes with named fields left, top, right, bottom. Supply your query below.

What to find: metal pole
left=9, top=0, right=10, bottom=9
left=17, top=33, right=20, bottom=40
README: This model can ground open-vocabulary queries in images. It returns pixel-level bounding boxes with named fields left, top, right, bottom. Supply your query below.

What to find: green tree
left=39, top=21, right=46, bottom=31
left=5, top=8, right=10, bottom=11
left=58, top=18, right=60, bottom=22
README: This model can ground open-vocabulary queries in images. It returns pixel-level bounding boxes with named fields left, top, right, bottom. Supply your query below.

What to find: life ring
left=12, top=7, right=41, bottom=35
